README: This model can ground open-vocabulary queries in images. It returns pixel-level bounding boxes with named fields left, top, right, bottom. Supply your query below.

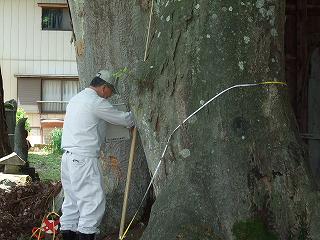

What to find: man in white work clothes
left=60, top=70, right=134, bottom=240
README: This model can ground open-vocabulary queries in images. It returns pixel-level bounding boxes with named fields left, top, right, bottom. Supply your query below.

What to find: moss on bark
left=232, top=218, right=278, bottom=240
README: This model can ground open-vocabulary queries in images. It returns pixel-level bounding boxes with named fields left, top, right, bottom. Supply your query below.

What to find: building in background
left=0, top=0, right=78, bottom=145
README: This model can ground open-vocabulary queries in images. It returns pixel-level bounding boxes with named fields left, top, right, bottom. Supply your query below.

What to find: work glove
left=127, top=111, right=135, bottom=128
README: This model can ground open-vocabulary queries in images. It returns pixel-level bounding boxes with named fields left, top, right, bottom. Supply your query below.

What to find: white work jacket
left=61, top=88, right=134, bottom=157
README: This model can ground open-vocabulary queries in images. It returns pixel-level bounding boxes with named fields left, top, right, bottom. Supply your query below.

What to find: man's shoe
left=78, top=233, right=95, bottom=240
left=61, top=230, right=78, bottom=240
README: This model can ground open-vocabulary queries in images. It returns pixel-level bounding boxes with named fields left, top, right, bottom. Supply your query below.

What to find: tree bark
left=68, top=0, right=151, bottom=234
left=0, top=67, right=11, bottom=158
left=69, top=0, right=320, bottom=239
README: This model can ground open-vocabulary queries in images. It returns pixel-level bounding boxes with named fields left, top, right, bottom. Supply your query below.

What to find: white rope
left=144, top=0, right=154, bottom=61
left=120, top=81, right=286, bottom=239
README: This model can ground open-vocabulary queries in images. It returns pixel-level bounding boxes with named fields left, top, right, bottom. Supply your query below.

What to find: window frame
left=40, top=78, right=79, bottom=114
left=39, top=4, right=72, bottom=32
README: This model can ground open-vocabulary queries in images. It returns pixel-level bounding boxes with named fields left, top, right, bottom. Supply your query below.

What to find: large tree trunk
left=68, top=1, right=151, bottom=234
left=69, top=0, right=320, bottom=239
left=0, top=67, right=11, bottom=158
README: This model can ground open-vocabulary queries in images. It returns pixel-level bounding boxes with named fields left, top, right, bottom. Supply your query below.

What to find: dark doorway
left=285, top=0, right=320, bottom=182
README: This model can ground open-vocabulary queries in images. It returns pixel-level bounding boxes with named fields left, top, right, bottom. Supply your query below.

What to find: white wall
left=0, top=0, right=78, bottom=101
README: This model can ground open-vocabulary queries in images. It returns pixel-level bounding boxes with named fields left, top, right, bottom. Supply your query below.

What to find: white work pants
left=60, top=152, right=106, bottom=234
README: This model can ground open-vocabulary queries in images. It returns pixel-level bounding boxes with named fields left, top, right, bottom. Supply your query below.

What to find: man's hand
left=127, top=111, right=135, bottom=128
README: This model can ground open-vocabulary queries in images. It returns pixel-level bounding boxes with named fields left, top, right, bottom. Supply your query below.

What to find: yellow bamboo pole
left=119, top=127, right=137, bottom=239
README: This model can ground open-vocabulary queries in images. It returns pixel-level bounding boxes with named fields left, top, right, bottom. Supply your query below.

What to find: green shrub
left=43, top=144, right=53, bottom=153
left=50, top=128, right=63, bottom=154
left=16, top=107, right=31, bottom=132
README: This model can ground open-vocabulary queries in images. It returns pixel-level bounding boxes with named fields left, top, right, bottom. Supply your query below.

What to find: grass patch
left=28, top=151, right=62, bottom=181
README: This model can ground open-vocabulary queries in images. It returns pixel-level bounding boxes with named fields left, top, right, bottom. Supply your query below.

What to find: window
left=42, top=79, right=79, bottom=112
left=17, top=78, right=41, bottom=113
left=41, top=7, right=72, bottom=31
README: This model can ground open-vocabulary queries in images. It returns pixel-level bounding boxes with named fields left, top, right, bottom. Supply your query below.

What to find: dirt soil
left=0, top=181, right=61, bottom=240
left=0, top=181, right=145, bottom=240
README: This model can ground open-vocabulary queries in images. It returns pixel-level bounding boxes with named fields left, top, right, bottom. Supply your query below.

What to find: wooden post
left=296, top=0, right=308, bottom=133
left=119, top=127, right=137, bottom=239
